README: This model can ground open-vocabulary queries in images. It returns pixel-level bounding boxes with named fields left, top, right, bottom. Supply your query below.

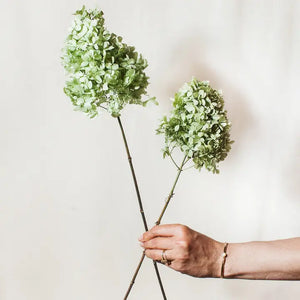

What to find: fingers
left=144, top=248, right=175, bottom=262
left=139, top=224, right=181, bottom=242
left=141, top=237, right=174, bottom=250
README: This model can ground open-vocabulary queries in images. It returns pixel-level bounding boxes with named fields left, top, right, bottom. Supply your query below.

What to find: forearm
left=223, top=238, right=300, bottom=280
left=140, top=224, right=300, bottom=280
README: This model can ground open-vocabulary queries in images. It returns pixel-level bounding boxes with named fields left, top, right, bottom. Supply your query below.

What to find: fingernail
left=139, top=242, right=144, bottom=248
left=138, top=235, right=143, bottom=241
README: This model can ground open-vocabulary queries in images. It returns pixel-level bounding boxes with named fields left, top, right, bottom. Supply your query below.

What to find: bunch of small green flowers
left=61, top=6, right=154, bottom=118
left=157, top=78, right=233, bottom=173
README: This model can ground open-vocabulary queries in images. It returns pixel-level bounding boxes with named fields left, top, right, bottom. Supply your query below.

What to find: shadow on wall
left=158, top=36, right=254, bottom=162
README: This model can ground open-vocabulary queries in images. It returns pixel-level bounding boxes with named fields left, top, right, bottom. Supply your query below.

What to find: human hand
left=139, top=224, right=223, bottom=278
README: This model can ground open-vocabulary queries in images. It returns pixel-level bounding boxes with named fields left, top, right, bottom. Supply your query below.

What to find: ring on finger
left=161, top=250, right=171, bottom=265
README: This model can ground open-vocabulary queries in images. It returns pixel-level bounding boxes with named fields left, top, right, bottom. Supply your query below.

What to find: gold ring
left=165, top=251, right=172, bottom=265
left=161, top=250, right=168, bottom=264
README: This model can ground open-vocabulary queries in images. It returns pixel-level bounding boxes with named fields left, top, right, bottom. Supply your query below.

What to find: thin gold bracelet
left=220, top=242, right=229, bottom=278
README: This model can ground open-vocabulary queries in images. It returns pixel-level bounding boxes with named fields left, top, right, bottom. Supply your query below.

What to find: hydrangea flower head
left=62, top=6, right=154, bottom=118
left=157, top=78, right=233, bottom=173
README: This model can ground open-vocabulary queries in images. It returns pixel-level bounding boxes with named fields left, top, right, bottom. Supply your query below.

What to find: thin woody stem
left=123, top=252, right=145, bottom=300
left=124, top=251, right=167, bottom=300
left=117, top=116, right=148, bottom=231
left=117, top=117, right=167, bottom=300
left=182, top=164, right=195, bottom=171
left=124, top=154, right=189, bottom=298
left=156, top=155, right=188, bottom=225
left=169, top=153, right=180, bottom=170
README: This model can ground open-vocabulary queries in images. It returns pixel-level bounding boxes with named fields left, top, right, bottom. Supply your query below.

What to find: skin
left=139, top=224, right=300, bottom=280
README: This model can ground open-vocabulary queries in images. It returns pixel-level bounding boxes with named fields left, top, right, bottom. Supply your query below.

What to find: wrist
left=209, top=240, right=224, bottom=278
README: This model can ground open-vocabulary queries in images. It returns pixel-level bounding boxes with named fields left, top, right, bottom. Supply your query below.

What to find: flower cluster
left=61, top=6, right=154, bottom=118
left=157, top=78, right=233, bottom=173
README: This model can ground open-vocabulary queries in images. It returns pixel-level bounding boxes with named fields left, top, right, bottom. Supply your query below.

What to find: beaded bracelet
left=220, top=242, right=229, bottom=278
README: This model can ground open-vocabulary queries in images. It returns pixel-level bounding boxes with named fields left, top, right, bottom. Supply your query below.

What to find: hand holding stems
left=140, top=224, right=300, bottom=280
left=139, top=224, right=222, bottom=278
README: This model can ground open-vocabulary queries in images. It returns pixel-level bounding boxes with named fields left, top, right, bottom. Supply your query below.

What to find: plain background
left=0, top=0, right=299, bottom=299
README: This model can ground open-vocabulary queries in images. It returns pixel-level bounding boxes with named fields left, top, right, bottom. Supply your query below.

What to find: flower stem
left=123, top=154, right=188, bottom=298
left=117, top=117, right=148, bottom=230
left=169, top=153, right=180, bottom=170
left=117, top=117, right=167, bottom=300
left=155, top=155, right=188, bottom=225
left=123, top=252, right=145, bottom=299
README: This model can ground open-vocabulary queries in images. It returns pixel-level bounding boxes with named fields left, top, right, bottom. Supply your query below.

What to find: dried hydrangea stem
left=123, top=252, right=145, bottom=300
left=124, top=155, right=188, bottom=298
left=117, top=116, right=148, bottom=230
left=117, top=117, right=167, bottom=300
left=156, top=155, right=188, bottom=225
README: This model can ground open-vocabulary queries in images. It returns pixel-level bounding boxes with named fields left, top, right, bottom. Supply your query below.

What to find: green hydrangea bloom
left=157, top=78, right=233, bottom=173
left=61, top=6, right=155, bottom=118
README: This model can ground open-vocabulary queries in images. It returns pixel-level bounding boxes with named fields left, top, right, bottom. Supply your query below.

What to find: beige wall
left=0, top=0, right=299, bottom=299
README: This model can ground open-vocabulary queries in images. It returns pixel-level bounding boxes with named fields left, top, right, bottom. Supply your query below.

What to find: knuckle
left=144, top=231, right=154, bottom=241
left=145, top=239, right=155, bottom=249
left=144, top=249, right=157, bottom=261
left=176, top=239, right=189, bottom=249
left=150, top=225, right=159, bottom=235
left=149, top=231, right=156, bottom=239
left=175, top=226, right=192, bottom=250
left=144, top=249, right=150, bottom=258
left=176, top=225, right=190, bottom=238
left=155, top=252, right=161, bottom=261
left=175, top=246, right=189, bottom=261
left=175, top=237, right=191, bottom=253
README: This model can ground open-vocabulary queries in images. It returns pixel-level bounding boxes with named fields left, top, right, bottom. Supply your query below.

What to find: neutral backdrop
left=0, top=0, right=299, bottom=299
